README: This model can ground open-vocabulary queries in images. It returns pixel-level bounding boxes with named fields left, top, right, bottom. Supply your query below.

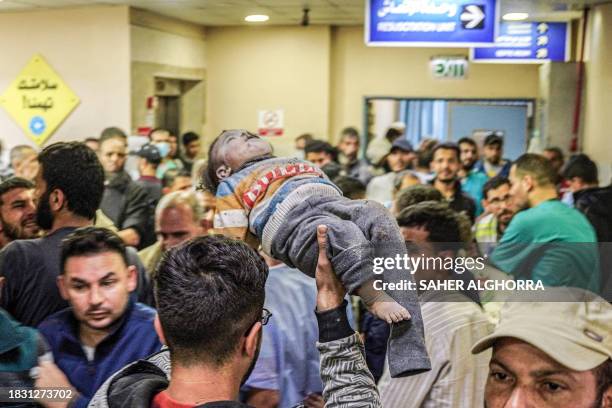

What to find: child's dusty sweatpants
left=269, top=194, right=431, bottom=378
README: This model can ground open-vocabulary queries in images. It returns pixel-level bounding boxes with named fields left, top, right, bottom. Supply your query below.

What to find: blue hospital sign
left=366, top=0, right=499, bottom=47
left=471, top=22, right=569, bottom=63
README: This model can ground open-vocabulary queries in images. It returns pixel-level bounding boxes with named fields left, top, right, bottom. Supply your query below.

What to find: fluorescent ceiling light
left=245, top=15, right=269, bottom=22
left=503, top=12, right=529, bottom=21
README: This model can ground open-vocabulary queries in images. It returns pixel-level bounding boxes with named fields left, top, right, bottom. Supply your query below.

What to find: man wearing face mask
left=149, top=128, right=183, bottom=179
left=98, top=127, right=151, bottom=249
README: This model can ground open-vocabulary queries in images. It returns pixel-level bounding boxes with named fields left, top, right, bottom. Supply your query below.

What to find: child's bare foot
left=368, top=300, right=411, bottom=324
left=357, top=281, right=411, bottom=324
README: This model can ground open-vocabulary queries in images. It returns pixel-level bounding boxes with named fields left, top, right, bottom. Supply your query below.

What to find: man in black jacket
left=98, top=127, right=151, bottom=249
left=563, top=154, right=612, bottom=299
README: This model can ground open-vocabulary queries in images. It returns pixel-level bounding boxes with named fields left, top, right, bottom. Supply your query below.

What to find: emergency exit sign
left=430, top=56, right=469, bottom=79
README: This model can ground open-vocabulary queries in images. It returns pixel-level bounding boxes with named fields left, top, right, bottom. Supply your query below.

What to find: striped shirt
left=378, top=291, right=492, bottom=408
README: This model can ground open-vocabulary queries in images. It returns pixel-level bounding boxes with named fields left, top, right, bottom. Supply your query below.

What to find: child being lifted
left=203, top=129, right=430, bottom=377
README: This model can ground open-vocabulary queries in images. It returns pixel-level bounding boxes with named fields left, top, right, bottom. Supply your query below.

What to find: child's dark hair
left=202, top=134, right=223, bottom=192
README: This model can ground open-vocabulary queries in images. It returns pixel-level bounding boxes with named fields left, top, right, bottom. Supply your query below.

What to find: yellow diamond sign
left=0, top=54, right=80, bottom=146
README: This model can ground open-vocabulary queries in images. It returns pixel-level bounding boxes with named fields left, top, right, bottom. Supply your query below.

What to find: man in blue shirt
left=243, top=255, right=323, bottom=407
left=36, top=227, right=161, bottom=408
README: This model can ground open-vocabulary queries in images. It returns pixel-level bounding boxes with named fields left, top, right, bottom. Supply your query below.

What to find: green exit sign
left=430, top=56, right=469, bottom=79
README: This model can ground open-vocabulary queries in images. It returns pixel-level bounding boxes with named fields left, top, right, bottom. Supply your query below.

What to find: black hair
left=0, top=177, right=35, bottom=205
left=99, top=127, right=127, bottom=144
left=340, top=127, right=359, bottom=140
left=148, top=127, right=170, bottom=139
left=163, top=169, right=192, bottom=189
left=544, top=146, right=564, bottom=162
left=483, top=176, right=511, bottom=200
left=513, top=153, right=556, bottom=186
left=385, top=128, right=402, bottom=143
left=333, top=176, right=366, bottom=199
left=431, top=142, right=460, bottom=160
left=416, top=149, right=433, bottom=169
left=155, top=235, right=268, bottom=366
left=396, top=201, right=462, bottom=244
left=304, top=140, right=338, bottom=161
left=182, top=131, right=200, bottom=146
left=458, top=137, right=477, bottom=149
left=60, top=227, right=128, bottom=273
left=562, top=154, right=598, bottom=184
left=38, top=142, right=104, bottom=220
left=594, top=359, right=612, bottom=408
left=295, top=133, right=313, bottom=143
left=395, top=185, right=443, bottom=214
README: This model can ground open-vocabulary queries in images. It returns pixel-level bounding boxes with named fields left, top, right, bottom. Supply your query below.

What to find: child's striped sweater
left=213, top=157, right=341, bottom=250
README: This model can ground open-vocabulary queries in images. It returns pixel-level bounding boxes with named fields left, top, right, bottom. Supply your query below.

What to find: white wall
left=0, top=6, right=131, bottom=150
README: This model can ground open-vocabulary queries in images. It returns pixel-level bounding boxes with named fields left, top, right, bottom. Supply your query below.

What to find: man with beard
left=458, top=137, right=488, bottom=216
left=474, top=133, right=511, bottom=179
left=474, top=176, right=517, bottom=254
left=430, top=143, right=476, bottom=223
left=491, top=154, right=600, bottom=292
left=36, top=227, right=161, bottom=408
left=0, top=142, right=152, bottom=327
left=336, top=127, right=372, bottom=185
left=0, top=177, right=39, bottom=249
left=98, top=127, right=150, bottom=248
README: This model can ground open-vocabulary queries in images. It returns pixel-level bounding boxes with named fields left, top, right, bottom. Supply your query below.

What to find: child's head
left=204, top=129, right=273, bottom=191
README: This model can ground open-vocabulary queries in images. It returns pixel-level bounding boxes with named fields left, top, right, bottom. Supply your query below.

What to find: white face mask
left=154, top=142, right=170, bottom=158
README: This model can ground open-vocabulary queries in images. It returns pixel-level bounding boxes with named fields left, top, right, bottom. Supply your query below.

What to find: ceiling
left=0, top=0, right=609, bottom=26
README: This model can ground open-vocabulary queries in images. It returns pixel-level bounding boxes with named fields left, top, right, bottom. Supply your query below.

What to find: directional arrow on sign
left=461, top=5, right=485, bottom=29
left=537, top=23, right=549, bottom=34
left=536, top=48, right=549, bottom=59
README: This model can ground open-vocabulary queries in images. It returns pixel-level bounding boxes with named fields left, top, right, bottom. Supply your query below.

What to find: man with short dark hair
left=0, top=177, right=39, bottom=249
left=491, top=153, right=600, bottom=292
left=36, top=227, right=161, bottom=408
left=135, top=143, right=163, bottom=203
left=150, top=128, right=183, bottom=179
left=473, top=176, right=517, bottom=253
left=543, top=146, right=565, bottom=179
left=458, top=137, right=488, bottom=215
left=332, top=176, right=366, bottom=200
left=305, top=140, right=341, bottom=180
left=337, top=127, right=372, bottom=185
left=474, top=133, right=511, bottom=178
left=380, top=202, right=489, bottom=407
left=430, top=143, right=477, bottom=222
left=179, top=131, right=201, bottom=173
left=89, top=228, right=381, bottom=408
left=472, top=287, right=612, bottom=408
left=294, top=133, right=313, bottom=159
left=98, top=128, right=150, bottom=248
left=162, top=169, right=193, bottom=195
left=0, top=142, right=152, bottom=327
left=563, top=154, right=612, bottom=298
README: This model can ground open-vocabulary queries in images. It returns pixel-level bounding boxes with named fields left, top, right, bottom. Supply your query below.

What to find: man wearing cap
left=472, top=287, right=612, bottom=408
left=366, top=138, right=415, bottom=205
left=135, top=143, right=163, bottom=208
left=475, top=133, right=511, bottom=179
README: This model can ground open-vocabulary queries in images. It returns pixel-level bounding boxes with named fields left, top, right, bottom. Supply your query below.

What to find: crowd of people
left=0, top=123, right=610, bottom=408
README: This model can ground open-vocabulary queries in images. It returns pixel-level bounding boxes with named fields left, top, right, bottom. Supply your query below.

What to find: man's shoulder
left=37, top=308, right=73, bottom=338
left=127, top=302, right=157, bottom=324
left=0, top=237, right=46, bottom=265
